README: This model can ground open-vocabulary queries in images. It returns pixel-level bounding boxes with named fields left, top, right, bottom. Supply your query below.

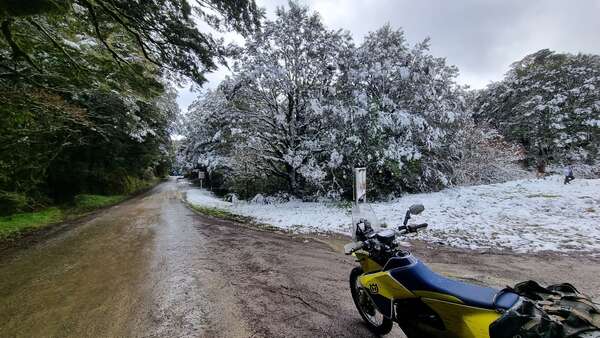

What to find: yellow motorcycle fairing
left=358, top=270, right=416, bottom=317
left=352, top=251, right=382, bottom=273
left=357, top=272, right=503, bottom=337
left=351, top=253, right=515, bottom=338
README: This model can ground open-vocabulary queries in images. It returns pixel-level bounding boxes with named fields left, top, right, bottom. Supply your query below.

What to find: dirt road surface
left=1, top=179, right=599, bottom=337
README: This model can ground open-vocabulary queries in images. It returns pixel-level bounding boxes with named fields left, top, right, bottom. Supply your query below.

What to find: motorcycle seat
left=390, top=261, right=519, bottom=310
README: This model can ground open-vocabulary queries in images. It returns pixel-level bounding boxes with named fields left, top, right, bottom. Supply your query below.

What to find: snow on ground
left=185, top=188, right=232, bottom=209
left=185, top=176, right=600, bottom=254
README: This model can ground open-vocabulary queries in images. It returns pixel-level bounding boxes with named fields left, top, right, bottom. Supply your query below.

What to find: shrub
left=0, top=191, right=29, bottom=216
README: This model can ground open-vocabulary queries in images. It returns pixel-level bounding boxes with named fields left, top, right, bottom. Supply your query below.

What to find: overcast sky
left=176, top=0, right=600, bottom=111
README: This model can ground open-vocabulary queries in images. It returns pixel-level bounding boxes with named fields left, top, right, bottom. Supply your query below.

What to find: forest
left=0, top=0, right=259, bottom=215
left=178, top=2, right=600, bottom=200
left=1, top=0, right=599, bottom=215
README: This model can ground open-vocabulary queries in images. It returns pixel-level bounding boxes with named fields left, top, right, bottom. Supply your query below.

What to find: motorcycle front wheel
left=350, top=267, right=393, bottom=335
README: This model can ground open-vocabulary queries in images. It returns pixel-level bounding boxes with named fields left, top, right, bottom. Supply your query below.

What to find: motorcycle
left=345, top=203, right=600, bottom=338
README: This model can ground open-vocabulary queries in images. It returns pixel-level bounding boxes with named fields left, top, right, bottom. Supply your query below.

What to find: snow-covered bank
left=185, top=176, right=600, bottom=254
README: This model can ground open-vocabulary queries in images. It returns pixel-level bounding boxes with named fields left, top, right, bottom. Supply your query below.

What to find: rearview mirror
left=409, top=204, right=425, bottom=215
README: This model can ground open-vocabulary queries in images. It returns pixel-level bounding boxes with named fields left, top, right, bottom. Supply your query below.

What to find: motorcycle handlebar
left=344, top=241, right=365, bottom=255
left=399, top=223, right=428, bottom=233
left=411, top=223, right=428, bottom=231
left=346, top=223, right=429, bottom=254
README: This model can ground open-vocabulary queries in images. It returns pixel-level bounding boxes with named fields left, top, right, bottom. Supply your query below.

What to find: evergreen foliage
left=0, top=0, right=260, bottom=214
left=474, top=49, right=600, bottom=166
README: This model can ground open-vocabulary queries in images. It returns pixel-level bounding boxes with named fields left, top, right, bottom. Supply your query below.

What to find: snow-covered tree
left=337, top=25, right=467, bottom=195
left=181, top=89, right=236, bottom=173
left=224, top=2, right=353, bottom=195
left=181, top=5, right=491, bottom=199
left=474, top=49, right=600, bottom=166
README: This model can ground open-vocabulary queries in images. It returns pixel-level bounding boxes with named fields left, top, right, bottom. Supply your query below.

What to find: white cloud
left=177, top=0, right=600, bottom=105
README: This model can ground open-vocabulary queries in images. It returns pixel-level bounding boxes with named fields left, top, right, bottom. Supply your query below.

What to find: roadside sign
left=354, top=167, right=366, bottom=203
left=197, top=171, right=205, bottom=189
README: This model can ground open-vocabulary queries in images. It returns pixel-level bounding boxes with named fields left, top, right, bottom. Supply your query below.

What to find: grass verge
left=185, top=201, right=351, bottom=254
left=0, top=194, right=125, bottom=241
left=187, top=204, right=281, bottom=232
left=0, top=208, right=64, bottom=240
left=72, top=194, right=126, bottom=213
left=0, top=177, right=163, bottom=243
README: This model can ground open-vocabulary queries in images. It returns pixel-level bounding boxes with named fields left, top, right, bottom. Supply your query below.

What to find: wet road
left=0, top=180, right=388, bottom=337
left=2, top=179, right=599, bottom=338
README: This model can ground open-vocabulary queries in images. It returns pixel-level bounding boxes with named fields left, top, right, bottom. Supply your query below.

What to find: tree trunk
left=288, top=166, right=297, bottom=195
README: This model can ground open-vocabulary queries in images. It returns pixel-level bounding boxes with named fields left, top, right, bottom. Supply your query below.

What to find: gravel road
left=1, top=178, right=598, bottom=337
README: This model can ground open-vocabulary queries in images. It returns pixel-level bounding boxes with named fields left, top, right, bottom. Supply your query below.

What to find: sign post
left=354, top=167, right=366, bottom=204
left=198, top=171, right=205, bottom=189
